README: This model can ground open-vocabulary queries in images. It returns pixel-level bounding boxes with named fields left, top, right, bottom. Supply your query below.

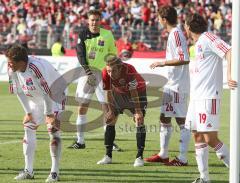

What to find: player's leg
left=97, top=116, right=118, bottom=165
left=167, top=92, right=190, bottom=166
left=133, top=93, right=147, bottom=167
left=46, top=114, right=61, bottom=182
left=166, top=117, right=190, bottom=166
left=193, top=131, right=210, bottom=182
left=95, top=71, right=122, bottom=152
left=144, top=114, right=171, bottom=163
left=15, top=102, right=41, bottom=180
left=145, top=89, right=172, bottom=163
left=203, top=132, right=229, bottom=167
left=70, top=75, right=94, bottom=149
left=14, top=122, right=37, bottom=180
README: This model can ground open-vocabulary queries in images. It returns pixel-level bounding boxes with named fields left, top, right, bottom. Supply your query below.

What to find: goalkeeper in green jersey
left=69, top=9, right=121, bottom=152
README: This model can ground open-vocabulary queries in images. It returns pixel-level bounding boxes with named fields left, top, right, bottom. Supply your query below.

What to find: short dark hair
left=88, top=9, right=102, bottom=18
left=158, top=6, right=177, bottom=26
left=104, top=53, right=121, bottom=66
left=185, top=13, right=208, bottom=34
left=5, top=44, right=28, bottom=63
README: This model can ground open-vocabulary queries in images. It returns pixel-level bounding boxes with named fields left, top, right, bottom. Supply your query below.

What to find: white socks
left=23, top=127, right=36, bottom=173
left=178, top=124, right=191, bottom=163
left=76, top=115, right=87, bottom=144
left=214, top=142, right=229, bottom=168
left=195, top=143, right=209, bottom=181
left=49, top=131, right=61, bottom=174
left=159, top=123, right=172, bottom=158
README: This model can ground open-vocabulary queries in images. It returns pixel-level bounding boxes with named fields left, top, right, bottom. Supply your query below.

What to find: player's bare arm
left=130, top=89, right=143, bottom=125
left=105, top=90, right=116, bottom=125
left=150, top=59, right=189, bottom=69
left=225, top=49, right=237, bottom=89
left=23, top=113, right=33, bottom=124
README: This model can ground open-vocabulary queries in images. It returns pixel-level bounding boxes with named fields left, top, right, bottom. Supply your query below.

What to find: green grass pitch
left=0, top=82, right=229, bottom=182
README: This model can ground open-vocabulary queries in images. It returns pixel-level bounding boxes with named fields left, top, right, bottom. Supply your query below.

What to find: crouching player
left=6, top=44, right=65, bottom=182
left=97, top=55, right=147, bottom=167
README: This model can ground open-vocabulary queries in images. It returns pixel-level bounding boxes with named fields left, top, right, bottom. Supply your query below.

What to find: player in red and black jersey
left=97, top=55, right=147, bottom=167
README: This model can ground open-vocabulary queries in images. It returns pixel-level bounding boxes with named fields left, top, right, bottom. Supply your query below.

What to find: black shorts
left=111, top=89, right=147, bottom=116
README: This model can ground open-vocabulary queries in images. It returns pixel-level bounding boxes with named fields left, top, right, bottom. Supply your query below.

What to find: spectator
left=51, top=35, right=65, bottom=57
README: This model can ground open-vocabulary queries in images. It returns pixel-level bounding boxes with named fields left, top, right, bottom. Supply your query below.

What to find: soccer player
left=97, top=55, right=147, bottom=167
left=6, top=44, right=65, bottom=182
left=145, top=6, right=191, bottom=166
left=69, top=9, right=121, bottom=151
left=184, top=14, right=237, bottom=183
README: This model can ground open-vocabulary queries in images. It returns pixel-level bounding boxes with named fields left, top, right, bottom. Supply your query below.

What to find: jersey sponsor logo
left=128, top=79, right=138, bottom=90
left=22, top=84, right=36, bottom=91
left=98, top=40, right=105, bottom=46
left=119, top=78, right=126, bottom=86
left=26, top=78, right=33, bottom=86
left=88, top=51, right=96, bottom=59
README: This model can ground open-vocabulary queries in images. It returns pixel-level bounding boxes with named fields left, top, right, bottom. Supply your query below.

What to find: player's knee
left=49, top=131, right=61, bottom=145
left=193, top=132, right=205, bottom=143
left=78, top=104, right=89, bottom=114
left=205, top=138, right=220, bottom=148
left=160, top=114, right=171, bottom=124
left=23, top=121, right=38, bottom=131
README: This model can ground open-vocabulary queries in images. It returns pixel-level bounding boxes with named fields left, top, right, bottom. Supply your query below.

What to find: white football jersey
left=8, top=56, right=65, bottom=108
left=190, top=32, right=231, bottom=99
left=165, top=27, right=190, bottom=93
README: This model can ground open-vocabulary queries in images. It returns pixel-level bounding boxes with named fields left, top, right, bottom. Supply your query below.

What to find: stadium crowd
left=0, top=0, right=232, bottom=51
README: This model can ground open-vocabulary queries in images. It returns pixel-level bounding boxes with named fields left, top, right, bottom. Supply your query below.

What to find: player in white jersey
left=184, top=14, right=237, bottom=183
left=145, top=6, right=191, bottom=166
left=6, top=44, right=65, bottom=182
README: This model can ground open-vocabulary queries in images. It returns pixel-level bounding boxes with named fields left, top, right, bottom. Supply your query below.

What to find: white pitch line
left=0, top=140, right=20, bottom=145
left=0, top=132, right=133, bottom=146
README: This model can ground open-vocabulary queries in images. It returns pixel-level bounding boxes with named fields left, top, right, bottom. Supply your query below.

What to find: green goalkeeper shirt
left=76, top=27, right=117, bottom=70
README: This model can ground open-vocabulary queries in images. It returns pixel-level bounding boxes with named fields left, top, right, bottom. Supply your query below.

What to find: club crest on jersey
left=98, top=40, right=104, bottom=46
left=26, top=78, right=33, bottom=86
left=198, top=45, right=202, bottom=52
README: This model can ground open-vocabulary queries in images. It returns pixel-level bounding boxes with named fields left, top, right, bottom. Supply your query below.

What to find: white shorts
left=185, top=99, right=221, bottom=132
left=75, top=70, right=105, bottom=104
left=28, top=99, right=65, bottom=126
left=160, top=88, right=188, bottom=117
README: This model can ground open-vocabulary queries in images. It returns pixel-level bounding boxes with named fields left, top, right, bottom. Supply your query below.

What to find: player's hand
left=23, top=113, right=33, bottom=124
left=45, top=114, right=55, bottom=125
left=87, top=74, right=96, bottom=86
left=105, top=110, right=116, bottom=125
left=134, top=111, right=144, bottom=126
left=227, top=77, right=237, bottom=89
left=150, top=61, right=165, bottom=69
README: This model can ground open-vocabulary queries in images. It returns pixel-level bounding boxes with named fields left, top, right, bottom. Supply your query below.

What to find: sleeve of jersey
left=127, top=66, right=138, bottom=90
left=17, top=93, right=32, bottom=114
left=206, top=33, right=231, bottom=58
left=108, top=31, right=117, bottom=55
left=29, top=62, right=51, bottom=95
left=172, top=31, right=189, bottom=61
left=29, top=62, right=53, bottom=115
left=8, top=66, right=22, bottom=94
left=102, top=69, right=111, bottom=90
left=76, top=30, right=88, bottom=66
